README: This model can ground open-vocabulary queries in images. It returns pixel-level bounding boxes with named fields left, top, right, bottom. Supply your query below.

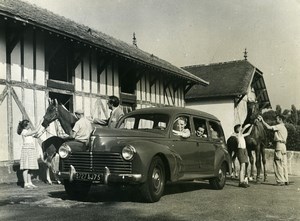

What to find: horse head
left=42, top=98, right=59, bottom=128
left=247, top=101, right=261, bottom=124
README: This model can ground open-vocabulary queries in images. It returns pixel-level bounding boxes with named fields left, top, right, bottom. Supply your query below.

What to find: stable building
left=183, top=59, right=271, bottom=140
left=0, top=0, right=208, bottom=182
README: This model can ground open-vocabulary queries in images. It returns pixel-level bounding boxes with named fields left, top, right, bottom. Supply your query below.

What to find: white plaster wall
left=186, top=99, right=235, bottom=140
left=0, top=25, right=6, bottom=80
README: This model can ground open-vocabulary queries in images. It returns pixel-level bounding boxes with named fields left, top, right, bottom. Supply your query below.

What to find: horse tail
left=227, top=136, right=238, bottom=156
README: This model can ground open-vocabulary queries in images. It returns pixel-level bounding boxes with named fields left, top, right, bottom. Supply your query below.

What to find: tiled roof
left=182, top=60, right=271, bottom=108
left=0, top=0, right=208, bottom=86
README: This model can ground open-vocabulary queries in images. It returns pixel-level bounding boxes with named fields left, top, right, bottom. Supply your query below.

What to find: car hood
left=92, top=127, right=166, bottom=138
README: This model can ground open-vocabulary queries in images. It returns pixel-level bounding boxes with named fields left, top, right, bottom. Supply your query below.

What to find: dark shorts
left=237, top=148, right=249, bottom=164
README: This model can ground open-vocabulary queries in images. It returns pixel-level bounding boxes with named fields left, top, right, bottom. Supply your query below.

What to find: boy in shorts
left=233, top=124, right=253, bottom=188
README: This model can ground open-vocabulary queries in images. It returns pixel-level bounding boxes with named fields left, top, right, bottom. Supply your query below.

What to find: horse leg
left=255, top=146, right=262, bottom=183
left=247, top=149, right=255, bottom=181
left=261, top=147, right=267, bottom=182
left=232, top=153, right=238, bottom=178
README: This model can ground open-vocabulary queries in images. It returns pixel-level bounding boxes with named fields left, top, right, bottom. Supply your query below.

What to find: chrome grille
left=61, top=152, right=132, bottom=174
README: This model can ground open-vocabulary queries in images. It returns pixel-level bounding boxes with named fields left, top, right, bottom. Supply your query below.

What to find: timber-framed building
left=0, top=0, right=208, bottom=182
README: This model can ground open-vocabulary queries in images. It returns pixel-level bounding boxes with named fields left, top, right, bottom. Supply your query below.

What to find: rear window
left=119, top=114, right=169, bottom=131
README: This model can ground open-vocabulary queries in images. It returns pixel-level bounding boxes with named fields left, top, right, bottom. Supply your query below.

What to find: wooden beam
left=255, top=88, right=267, bottom=100
left=97, top=57, right=111, bottom=75
left=45, top=41, right=64, bottom=65
left=0, top=86, right=8, bottom=105
left=184, top=83, right=194, bottom=94
left=234, top=94, right=246, bottom=107
left=7, top=28, right=25, bottom=55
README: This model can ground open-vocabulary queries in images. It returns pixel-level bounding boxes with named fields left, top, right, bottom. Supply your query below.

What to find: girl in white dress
left=17, top=119, right=42, bottom=189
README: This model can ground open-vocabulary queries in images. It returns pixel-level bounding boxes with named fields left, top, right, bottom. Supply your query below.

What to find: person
left=196, top=126, right=207, bottom=138
left=93, top=96, right=124, bottom=128
left=17, top=119, right=43, bottom=189
left=258, top=114, right=288, bottom=186
left=172, top=117, right=191, bottom=138
left=232, top=124, right=253, bottom=188
left=65, top=109, right=93, bottom=145
left=208, top=124, right=219, bottom=139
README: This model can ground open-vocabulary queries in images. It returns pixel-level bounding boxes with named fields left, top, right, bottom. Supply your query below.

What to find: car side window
left=193, top=117, right=208, bottom=139
left=208, top=121, right=224, bottom=141
left=172, top=115, right=191, bottom=138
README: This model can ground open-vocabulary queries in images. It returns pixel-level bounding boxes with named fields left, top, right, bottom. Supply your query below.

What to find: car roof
left=125, top=107, right=220, bottom=122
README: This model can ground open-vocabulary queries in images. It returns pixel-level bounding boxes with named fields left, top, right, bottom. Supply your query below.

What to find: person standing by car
left=232, top=124, right=253, bottom=188
left=65, top=109, right=93, bottom=145
left=93, top=96, right=124, bottom=128
left=258, top=114, right=288, bottom=186
left=172, top=116, right=191, bottom=138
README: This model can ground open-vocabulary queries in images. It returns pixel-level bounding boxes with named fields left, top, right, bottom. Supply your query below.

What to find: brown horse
left=227, top=101, right=268, bottom=183
left=42, top=99, right=78, bottom=134
left=244, top=101, right=268, bottom=182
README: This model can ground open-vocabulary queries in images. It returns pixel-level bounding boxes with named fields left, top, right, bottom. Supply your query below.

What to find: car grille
left=61, top=152, right=132, bottom=174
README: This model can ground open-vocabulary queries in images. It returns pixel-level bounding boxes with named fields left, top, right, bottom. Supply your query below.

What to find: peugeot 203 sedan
left=57, top=107, right=232, bottom=202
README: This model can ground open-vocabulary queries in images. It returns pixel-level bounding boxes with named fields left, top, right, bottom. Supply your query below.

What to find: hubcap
left=152, top=167, right=162, bottom=191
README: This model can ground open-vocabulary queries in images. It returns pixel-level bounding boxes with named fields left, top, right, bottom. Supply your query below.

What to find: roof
left=0, top=0, right=208, bottom=86
left=126, top=106, right=219, bottom=121
left=182, top=60, right=271, bottom=108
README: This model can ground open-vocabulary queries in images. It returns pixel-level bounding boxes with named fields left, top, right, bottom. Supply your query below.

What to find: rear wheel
left=64, top=180, right=91, bottom=200
left=140, top=156, right=165, bottom=203
left=209, top=163, right=227, bottom=190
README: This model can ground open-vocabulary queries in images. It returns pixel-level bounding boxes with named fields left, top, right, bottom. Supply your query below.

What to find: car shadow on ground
left=48, top=181, right=214, bottom=203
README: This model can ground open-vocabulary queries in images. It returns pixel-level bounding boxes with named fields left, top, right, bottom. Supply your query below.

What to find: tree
left=291, top=105, right=298, bottom=125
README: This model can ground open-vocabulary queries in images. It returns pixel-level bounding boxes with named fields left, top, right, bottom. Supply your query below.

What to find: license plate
left=74, top=172, right=103, bottom=181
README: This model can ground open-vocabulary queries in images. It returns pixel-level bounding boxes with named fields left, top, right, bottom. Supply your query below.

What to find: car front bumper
left=57, top=165, right=143, bottom=184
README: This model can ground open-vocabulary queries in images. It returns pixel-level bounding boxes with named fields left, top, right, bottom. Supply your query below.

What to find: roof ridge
left=182, top=59, right=247, bottom=69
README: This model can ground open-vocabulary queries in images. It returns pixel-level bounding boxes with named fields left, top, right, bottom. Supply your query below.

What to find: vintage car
left=57, top=107, right=232, bottom=202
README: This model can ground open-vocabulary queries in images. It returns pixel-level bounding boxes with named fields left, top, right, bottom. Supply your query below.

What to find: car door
left=193, top=117, right=215, bottom=175
left=170, top=115, right=199, bottom=174
left=207, top=120, right=226, bottom=175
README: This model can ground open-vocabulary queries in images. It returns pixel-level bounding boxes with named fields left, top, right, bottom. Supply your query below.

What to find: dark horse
left=41, top=99, right=78, bottom=163
left=227, top=101, right=268, bottom=182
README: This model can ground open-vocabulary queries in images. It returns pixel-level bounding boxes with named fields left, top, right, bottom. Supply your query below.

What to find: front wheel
left=209, top=163, right=227, bottom=190
left=140, top=156, right=165, bottom=203
left=64, top=180, right=91, bottom=200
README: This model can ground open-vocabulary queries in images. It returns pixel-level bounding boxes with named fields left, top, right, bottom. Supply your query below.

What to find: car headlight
left=122, top=145, right=136, bottom=161
left=59, top=144, right=71, bottom=159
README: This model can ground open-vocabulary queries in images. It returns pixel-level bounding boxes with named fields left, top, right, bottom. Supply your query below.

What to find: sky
left=25, top=0, right=300, bottom=110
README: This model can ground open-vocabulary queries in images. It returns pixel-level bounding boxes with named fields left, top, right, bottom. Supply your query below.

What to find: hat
left=75, top=109, right=84, bottom=114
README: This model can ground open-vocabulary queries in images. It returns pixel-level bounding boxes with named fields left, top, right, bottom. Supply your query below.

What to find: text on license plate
left=74, top=172, right=103, bottom=181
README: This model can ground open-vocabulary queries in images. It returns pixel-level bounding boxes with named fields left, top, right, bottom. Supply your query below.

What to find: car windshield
left=118, top=113, right=169, bottom=132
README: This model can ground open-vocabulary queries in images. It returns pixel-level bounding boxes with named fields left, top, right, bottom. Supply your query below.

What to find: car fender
left=127, top=140, right=184, bottom=183
left=214, top=148, right=232, bottom=176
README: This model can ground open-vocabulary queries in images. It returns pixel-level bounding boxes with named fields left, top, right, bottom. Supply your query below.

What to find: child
left=233, top=124, right=253, bottom=188
left=17, top=119, right=43, bottom=189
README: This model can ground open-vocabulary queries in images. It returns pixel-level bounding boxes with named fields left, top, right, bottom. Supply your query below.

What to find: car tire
left=140, top=156, right=166, bottom=203
left=209, top=163, right=227, bottom=190
left=64, top=180, right=91, bottom=200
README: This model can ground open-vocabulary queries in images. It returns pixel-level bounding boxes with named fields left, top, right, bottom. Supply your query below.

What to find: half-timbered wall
left=0, top=20, right=186, bottom=167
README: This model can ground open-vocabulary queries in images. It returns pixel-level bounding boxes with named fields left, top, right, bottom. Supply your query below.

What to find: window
left=208, top=121, right=224, bottom=140
left=120, top=114, right=169, bottom=131
left=193, top=117, right=208, bottom=138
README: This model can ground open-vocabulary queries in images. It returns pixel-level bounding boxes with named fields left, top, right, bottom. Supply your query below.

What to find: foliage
left=262, top=105, right=300, bottom=151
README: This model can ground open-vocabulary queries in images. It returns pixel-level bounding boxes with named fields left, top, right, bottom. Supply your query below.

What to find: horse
left=227, top=101, right=268, bottom=183
left=42, top=98, right=78, bottom=135
left=41, top=99, right=78, bottom=183
left=244, top=101, right=268, bottom=183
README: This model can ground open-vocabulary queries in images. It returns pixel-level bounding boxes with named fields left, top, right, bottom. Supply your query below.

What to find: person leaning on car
left=65, top=109, right=93, bottom=145
left=172, top=116, right=191, bottom=138
left=92, top=95, right=124, bottom=128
